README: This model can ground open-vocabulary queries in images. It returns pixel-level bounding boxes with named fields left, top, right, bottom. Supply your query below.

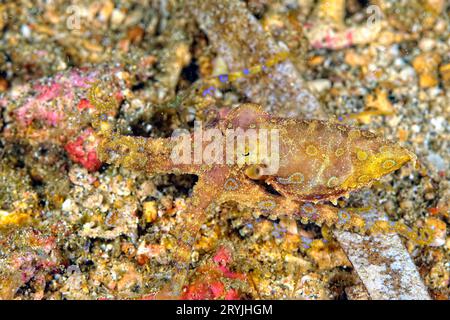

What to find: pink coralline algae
left=181, top=246, right=246, bottom=300
left=0, top=228, right=62, bottom=299
left=64, top=128, right=102, bottom=172
left=2, top=67, right=128, bottom=171
left=76, top=99, right=95, bottom=111
left=14, top=70, right=97, bottom=127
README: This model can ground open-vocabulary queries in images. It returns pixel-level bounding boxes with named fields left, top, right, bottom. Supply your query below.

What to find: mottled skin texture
left=268, top=117, right=412, bottom=202
left=91, top=94, right=415, bottom=298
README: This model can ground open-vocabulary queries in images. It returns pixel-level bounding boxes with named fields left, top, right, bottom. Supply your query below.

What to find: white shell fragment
left=334, top=230, right=431, bottom=300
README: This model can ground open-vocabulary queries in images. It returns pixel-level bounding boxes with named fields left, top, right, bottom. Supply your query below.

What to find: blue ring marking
left=223, top=177, right=239, bottom=191
left=300, top=203, right=317, bottom=220
left=387, top=221, right=397, bottom=232
left=300, top=236, right=313, bottom=249
left=272, top=224, right=284, bottom=239
left=202, top=86, right=215, bottom=97
left=276, top=172, right=304, bottom=185
left=218, top=74, right=229, bottom=83
left=337, top=209, right=351, bottom=225
left=360, top=209, right=377, bottom=230
left=258, top=200, right=276, bottom=212
left=415, top=226, right=434, bottom=243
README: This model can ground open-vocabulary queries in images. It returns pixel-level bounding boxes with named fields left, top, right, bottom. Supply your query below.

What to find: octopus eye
left=245, top=165, right=264, bottom=180
left=288, top=172, right=304, bottom=184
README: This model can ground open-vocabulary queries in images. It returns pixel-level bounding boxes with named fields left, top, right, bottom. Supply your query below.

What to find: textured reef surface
left=0, top=0, right=448, bottom=300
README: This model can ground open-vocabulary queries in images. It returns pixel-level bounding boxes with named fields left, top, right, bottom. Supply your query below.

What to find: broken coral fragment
left=305, top=0, right=383, bottom=50
left=182, top=245, right=248, bottom=300
left=412, top=52, right=442, bottom=88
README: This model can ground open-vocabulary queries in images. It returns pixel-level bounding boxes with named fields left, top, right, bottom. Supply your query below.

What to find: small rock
left=439, top=63, right=450, bottom=85
left=418, top=38, right=436, bottom=51
left=20, top=24, right=31, bottom=38
left=427, top=153, right=447, bottom=172
left=308, top=55, right=325, bottom=67
left=308, top=79, right=331, bottom=93
left=424, top=218, right=446, bottom=247
left=62, top=199, right=75, bottom=212
left=127, top=26, right=145, bottom=44
left=430, top=117, right=446, bottom=133
left=111, top=9, right=126, bottom=27
left=344, top=50, right=369, bottom=67
left=142, top=201, right=158, bottom=223
left=399, top=200, right=414, bottom=210
left=412, top=53, right=442, bottom=88
left=0, top=77, right=8, bottom=92
left=99, top=0, right=114, bottom=22
left=399, top=67, right=415, bottom=82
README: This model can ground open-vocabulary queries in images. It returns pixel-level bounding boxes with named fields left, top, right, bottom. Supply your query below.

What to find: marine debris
left=334, top=230, right=431, bottom=300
